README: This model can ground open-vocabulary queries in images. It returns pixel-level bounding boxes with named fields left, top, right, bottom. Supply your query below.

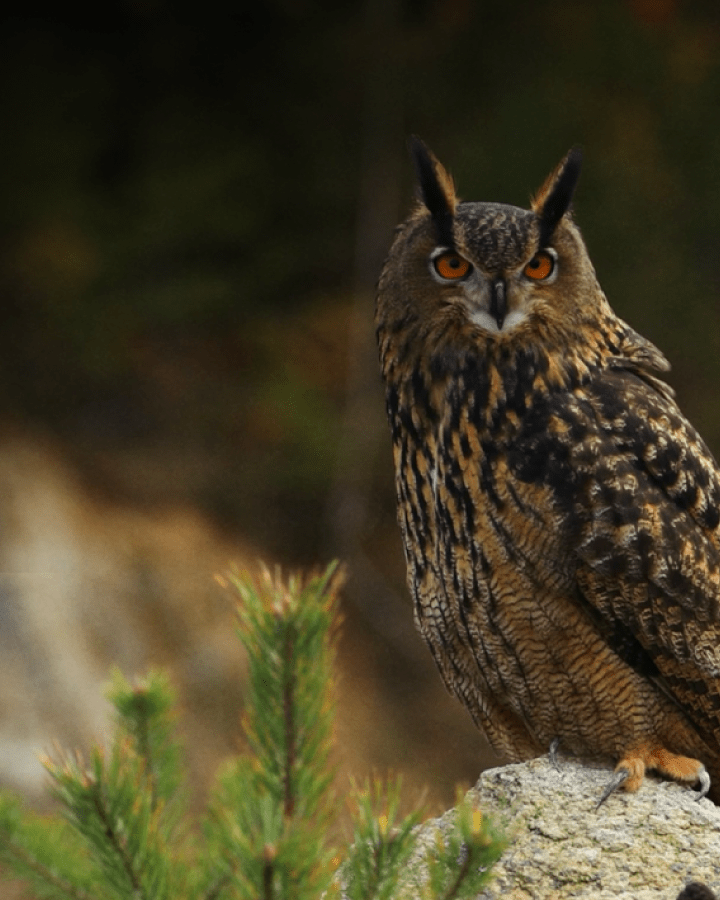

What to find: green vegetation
left=0, top=563, right=505, bottom=899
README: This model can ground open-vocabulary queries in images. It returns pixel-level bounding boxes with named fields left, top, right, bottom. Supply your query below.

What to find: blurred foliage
left=3, top=0, right=720, bottom=562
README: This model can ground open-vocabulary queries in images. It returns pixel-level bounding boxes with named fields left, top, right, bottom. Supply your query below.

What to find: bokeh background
left=3, top=0, right=720, bottom=818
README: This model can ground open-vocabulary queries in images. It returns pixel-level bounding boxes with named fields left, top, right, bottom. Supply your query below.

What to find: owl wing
left=559, top=361, right=720, bottom=744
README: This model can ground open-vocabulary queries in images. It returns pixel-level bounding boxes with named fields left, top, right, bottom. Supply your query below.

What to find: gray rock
left=408, top=756, right=720, bottom=899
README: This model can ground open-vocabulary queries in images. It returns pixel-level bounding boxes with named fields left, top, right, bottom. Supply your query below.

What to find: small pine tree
left=0, top=561, right=505, bottom=899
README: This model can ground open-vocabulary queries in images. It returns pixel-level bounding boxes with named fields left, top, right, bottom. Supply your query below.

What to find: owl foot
left=596, top=744, right=710, bottom=808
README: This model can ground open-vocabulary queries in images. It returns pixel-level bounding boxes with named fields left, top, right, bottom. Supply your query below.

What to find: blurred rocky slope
left=0, top=428, right=497, bottom=811
left=0, top=430, right=246, bottom=801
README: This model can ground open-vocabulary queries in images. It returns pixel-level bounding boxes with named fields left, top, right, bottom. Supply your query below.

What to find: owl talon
left=694, top=766, right=711, bottom=801
left=548, top=738, right=561, bottom=770
left=596, top=767, right=629, bottom=809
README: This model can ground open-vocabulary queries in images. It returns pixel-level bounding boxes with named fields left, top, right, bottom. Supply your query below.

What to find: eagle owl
left=376, top=138, right=720, bottom=803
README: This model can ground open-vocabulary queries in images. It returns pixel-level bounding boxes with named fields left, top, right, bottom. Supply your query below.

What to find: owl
left=376, top=138, right=720, bottom=804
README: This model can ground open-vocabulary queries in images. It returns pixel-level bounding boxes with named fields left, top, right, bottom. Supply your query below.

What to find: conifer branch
left=90, top=780, right=145, bottom=898
left=134, top=691, right=158, bottom=812
left=0, top=835, right=95, bottom=900
left=439, top=849, right=470, bottom=900
left=202, top=872, right=231, bottom=900
left=282, top=623, right=296, bottom=819
left=423, top=798, right=505, bottom=900
left=262, top=843, right=276, bottom=900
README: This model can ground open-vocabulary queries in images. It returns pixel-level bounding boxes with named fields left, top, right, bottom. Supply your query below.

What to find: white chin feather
left=468, top=308, right=529, bottom=333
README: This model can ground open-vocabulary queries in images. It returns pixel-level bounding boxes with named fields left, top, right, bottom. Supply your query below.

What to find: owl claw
left=596, top=767, right=629, bottom=809
left=694, top=766, right=711, bottom=801
left=548, top=738, right=561, bottom=770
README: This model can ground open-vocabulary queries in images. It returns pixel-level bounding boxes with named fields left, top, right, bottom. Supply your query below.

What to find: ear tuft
left=408, top=136, right=457, bottom=247
left=532, top=146, right=583, bottom=248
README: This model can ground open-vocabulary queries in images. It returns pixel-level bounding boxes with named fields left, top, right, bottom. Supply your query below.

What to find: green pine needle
left=0, top=793, right=98, bottom=900
left=107, top=669, right=185, bottom=822
left=206, top=562, right=343, bottom=900
left=423, top=794, right=506, bottom=900
left=340, top=776, right=422, bottom=900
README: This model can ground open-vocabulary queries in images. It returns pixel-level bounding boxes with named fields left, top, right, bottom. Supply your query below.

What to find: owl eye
left=523, top=250, right=556, bottom=281
left=433, top=251, right=472, bottom=281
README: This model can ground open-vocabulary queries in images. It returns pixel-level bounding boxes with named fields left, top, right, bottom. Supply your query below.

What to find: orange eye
left=523, top=250, right=555, bottom=281
left=433, top=252, right=472, bottom=280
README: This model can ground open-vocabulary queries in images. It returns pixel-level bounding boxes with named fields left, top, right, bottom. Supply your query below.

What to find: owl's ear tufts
left=533, top=146, right=583, bottom=248
left=408, top=136, right=458, bottom=247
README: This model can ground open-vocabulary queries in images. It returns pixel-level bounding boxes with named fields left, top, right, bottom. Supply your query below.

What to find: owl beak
left=490, top=278, right=507, bottom=330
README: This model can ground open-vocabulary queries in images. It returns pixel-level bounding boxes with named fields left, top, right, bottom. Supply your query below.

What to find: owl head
left=377, top=139, right=611, bottom=365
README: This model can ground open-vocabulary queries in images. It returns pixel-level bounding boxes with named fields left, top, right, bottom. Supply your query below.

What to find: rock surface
left=409, top=756, right=720, bottom=899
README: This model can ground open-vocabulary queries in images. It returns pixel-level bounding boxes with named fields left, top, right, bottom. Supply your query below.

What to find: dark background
left=3, top=0, right=720, bottom=810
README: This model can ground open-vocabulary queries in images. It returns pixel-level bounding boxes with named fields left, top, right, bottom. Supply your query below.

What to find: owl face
left=378, top=140, right=599, bottom=357
left=429, top=201, right=560, bottom=334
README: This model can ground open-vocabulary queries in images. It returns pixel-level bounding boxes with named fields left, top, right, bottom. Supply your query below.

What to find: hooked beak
left=489, top=279, right=507, bottom=330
